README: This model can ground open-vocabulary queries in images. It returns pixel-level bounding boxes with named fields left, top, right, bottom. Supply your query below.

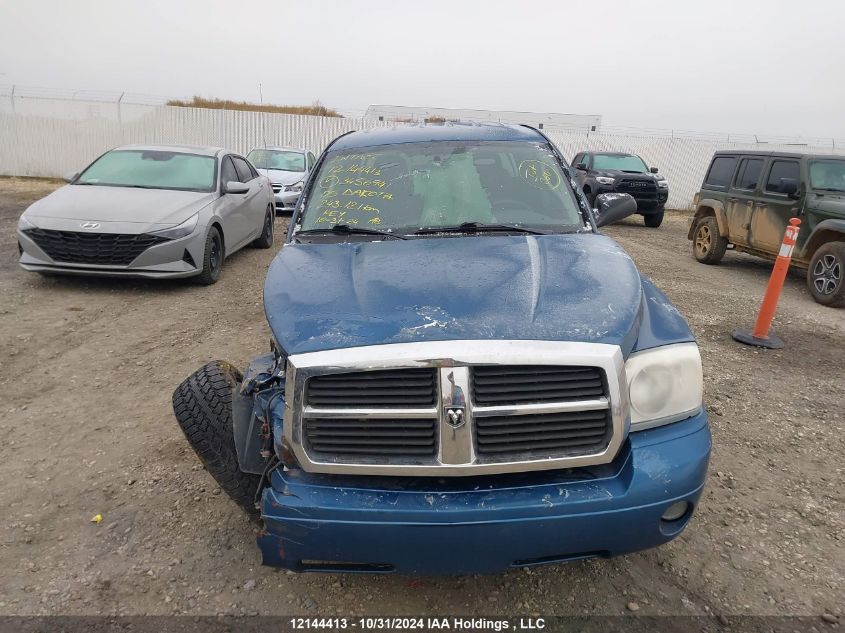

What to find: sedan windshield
left=298, top=141, right=583, bottom=235
left=247, top=149, right=306, bottom=172
left=591, top=154, right=649, bottom=173
left=76, top=150, right=216, bottom=192
left=809, top=160, right=845, bottom=192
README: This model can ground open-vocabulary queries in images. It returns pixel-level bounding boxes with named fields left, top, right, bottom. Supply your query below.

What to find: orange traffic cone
left=732, top=218, right=801, bottom=349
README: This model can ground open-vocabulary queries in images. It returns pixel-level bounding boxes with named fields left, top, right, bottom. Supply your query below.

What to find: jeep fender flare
left=801, top=218, right=845, bottom=259
left=688, top=199, right=728, bottom=240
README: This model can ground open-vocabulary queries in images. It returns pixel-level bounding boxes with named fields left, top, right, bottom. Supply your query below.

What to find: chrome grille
left=473, top=365, right=605, bottom=405
left=285, top=341, right=627, bottom=476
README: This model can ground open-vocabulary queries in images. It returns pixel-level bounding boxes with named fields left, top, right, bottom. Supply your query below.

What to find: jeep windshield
left=810, top=159, right=845, bottom=192
left=296, top=141, right=584, bottom=238
left=592, top=154, right=649, bottom=173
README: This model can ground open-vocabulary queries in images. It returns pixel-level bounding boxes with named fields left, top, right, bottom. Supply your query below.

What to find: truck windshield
left=299, top=141, right=583, bottom=235
left=247, top=149, right=306, bottom=172
left=75, top=150, right=216, bottom=192
left=809, top=160, right=845, bottom=192
left=592, top=154, right=649, bottom=173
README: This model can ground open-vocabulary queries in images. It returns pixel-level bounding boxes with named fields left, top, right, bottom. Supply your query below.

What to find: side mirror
left=63, top=172, right=79, bottom=183
left=650, top=166, right=659, bottom=174
left=594, top=193, right=637, bottom=228
left=224, top=181, right=249, bottom=194
left=575, top=163, right=587, bottom=171
left=778, top=177, right=799, bottom=197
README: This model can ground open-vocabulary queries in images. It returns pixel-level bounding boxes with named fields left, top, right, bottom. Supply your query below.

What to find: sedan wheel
left=252, top=206, right=274, bottom=249
left=196, top=226, right=223, bottom=285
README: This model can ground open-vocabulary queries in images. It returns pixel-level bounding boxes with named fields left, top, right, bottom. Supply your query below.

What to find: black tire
left=252, top=206, right=274, bottom=249
left=807, top=241, right=845, bottom=307
left=172, top=361, right=261, bottom=518
left=692, top=215, right=728, bottom=264
left=195, top=226, right=223, bottom=285
left=643, top=208, right=664, bottom=228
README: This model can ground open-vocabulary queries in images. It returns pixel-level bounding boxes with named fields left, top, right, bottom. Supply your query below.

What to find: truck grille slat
left=473, top=365, right=605, bottom=405
left=304, top=417, right=437, bottom=457
left=307, top=369, right=437, bottom=407
left=23, top=228, right=166, bottom=266
left=475, top=409, right=611, bottom=457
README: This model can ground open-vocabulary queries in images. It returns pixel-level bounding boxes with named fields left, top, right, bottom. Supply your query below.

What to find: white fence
left=1, top=96, right=841, bottom=209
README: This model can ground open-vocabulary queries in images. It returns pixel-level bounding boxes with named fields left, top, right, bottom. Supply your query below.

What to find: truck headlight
left=625, top=342, right=703, bottom=431
left=596, top=176, right=615, bottom=185
left=284, top=181, right=304, bottom=193
left=657, top=180, right=669, bottom=189
left=149, top=213, right=199, bottom=240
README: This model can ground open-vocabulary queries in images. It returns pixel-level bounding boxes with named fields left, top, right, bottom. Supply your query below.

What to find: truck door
left=727, top=157, right=765, bottom=246
left=750, top=158, right=801, bottom=253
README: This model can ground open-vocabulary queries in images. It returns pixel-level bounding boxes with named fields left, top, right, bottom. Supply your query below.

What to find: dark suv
left=572, top=151, right=669, bottom=227
left=689, top=151, right=845, bottom=307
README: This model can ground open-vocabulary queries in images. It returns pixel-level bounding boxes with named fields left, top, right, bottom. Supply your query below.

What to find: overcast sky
left=1, top=0, right=843, bottom=139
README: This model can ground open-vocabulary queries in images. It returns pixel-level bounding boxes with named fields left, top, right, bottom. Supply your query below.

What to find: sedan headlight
left=284, top=181, right=304, bottom=193
left=149, top=213, right=199, bottom=240
left=657, top=180, right=669, bottom=189
left=596, top=176, right=616, bottom=185
left=625, top=342, right=703, bottom=431
left=18, top=214, right=37, bottom=231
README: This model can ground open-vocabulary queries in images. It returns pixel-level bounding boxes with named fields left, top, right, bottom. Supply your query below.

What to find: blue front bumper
left=258, top=412, right=710, bottom=575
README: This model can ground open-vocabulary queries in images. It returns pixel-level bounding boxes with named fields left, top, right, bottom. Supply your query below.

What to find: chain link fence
left=1, top=94, right=842, bottom=209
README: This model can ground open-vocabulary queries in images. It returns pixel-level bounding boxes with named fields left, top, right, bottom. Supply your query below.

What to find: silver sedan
left=17, top=144, right=275, bottom=284
left=247, top=146, right=316, bottom=212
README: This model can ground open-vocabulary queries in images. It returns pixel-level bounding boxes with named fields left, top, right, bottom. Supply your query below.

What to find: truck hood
left=264, top=234, right=645, bottom=356
left=596, top=170, right=657, bottom=181
left=23, top=184, right=216, bottom=233
left=257, top=168, right=305, bottom=186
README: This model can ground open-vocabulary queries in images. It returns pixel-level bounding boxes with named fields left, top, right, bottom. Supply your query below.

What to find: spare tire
left=172, top=361, right=261, bottom=518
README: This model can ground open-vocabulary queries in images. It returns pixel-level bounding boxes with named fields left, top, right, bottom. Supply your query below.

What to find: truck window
left=704, top=156, right=737, bottom=189
left=734, top=158, right=764, bottom=190
left=765, top=161, right=800, bottom=193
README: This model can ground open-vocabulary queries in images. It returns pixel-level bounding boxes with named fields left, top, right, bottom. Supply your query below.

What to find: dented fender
left=232, top=352, right=286, bottom=475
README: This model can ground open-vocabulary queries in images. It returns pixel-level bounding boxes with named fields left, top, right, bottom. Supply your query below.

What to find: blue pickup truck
left=172, top=123, right=711, bottom=574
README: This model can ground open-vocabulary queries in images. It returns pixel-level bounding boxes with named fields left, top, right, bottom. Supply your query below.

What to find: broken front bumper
left=257, top=411, right=710, bottom=575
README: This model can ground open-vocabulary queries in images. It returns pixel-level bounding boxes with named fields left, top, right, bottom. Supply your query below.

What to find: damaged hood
left=264, top=233, right=645, bottom=356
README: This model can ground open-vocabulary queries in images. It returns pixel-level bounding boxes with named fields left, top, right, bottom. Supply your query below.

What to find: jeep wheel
left=252, top=206, right=274, bottom=249
left=195, top=226, right=223, bottom=285
left=172, top=361, right=262, bottom=518
left=643, top=208, right=664, bottom=228
left=692, top=216, right=728, bottom=264
left=807, top=241, right=845, bottom=307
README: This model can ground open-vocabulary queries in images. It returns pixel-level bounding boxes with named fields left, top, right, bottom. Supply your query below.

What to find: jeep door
left=750, top=158, right=802, bottom=253
left=726, top=157, right=765, bottom=246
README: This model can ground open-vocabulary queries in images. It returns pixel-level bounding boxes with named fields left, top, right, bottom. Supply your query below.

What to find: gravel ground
left=0, top=177, right=842, bottom=619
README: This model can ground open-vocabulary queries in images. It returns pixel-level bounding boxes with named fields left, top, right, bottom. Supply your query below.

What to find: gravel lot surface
left=1, top=177, right=842, bottom=619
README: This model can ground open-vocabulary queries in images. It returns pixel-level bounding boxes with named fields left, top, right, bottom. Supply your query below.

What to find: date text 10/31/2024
left=289, top=617, right=547, bottom=631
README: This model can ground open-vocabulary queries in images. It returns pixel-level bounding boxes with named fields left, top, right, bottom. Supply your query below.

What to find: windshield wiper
left=415, top=222, right=548, bottom=235
left=814, top=187, right=845, bottom=193
left=296, top=224, right=407, bottom=240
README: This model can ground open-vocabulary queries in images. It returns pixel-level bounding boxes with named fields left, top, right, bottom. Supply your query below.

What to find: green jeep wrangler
left=689, top=151, right=845, bottom=307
